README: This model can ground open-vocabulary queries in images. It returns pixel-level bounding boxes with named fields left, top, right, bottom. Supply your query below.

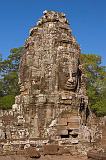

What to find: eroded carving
left=0, top=11, right=103, bottom=155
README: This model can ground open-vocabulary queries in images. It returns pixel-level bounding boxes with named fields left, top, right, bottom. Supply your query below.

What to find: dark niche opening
left=68, top=129, right=73, bottom=135
left=61, top=135, right=69, bottom=138
left=72, top=133, right=78, bottom=138
left=68, top=129, right=73, bottom=132
left=86, top=106, right=90, bottom=120
left=79, top=97, right=85, bottom=112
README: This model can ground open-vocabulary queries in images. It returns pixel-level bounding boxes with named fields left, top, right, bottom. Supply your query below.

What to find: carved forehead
left=58, top=55, right=79, bottom=74
left=59, top=55, right=78, bottom=66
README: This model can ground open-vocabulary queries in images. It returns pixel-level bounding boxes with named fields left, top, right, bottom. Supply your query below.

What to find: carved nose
left=66, top=78, right=74, bottom=89
left=67, top=78, right=74, bottom=83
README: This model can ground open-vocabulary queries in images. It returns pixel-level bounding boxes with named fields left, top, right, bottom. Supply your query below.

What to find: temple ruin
left=0, top=11, right=105, bottom=155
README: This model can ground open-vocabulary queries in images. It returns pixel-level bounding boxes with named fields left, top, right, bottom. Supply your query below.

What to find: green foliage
left=0, top=47, right=23, bottom=110
left=0, top=47, right=23, bottom=75
left=0, top=95, right=15, bottom=110
left=81, top=54, right=106, bottom=116
left=3, top=71, right=19, bottom=96
left=91, top=98, right=106, bottom=117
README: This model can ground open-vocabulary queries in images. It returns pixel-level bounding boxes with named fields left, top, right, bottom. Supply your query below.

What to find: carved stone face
left=58, top=57, right=78, bottom=91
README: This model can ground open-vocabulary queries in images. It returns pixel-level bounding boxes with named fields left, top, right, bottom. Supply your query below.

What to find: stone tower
left=0, top=11, right=102, bottom=153
left=17, top=10, right=88, bottom=137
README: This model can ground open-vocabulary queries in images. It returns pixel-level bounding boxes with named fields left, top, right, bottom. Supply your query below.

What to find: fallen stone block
left=87, top=150, right=106, bottom=160
left=25, top=146, right=41, bottom=158
left=16, top=149, right=26, bottom=155
left=43, top=144, right=59, bottom=155
left=58, top=146, right=72, bottom=155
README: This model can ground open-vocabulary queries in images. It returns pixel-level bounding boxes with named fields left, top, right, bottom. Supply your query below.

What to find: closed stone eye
left=72, top=73, right=77, bottom=77
left=66, top=73, right=70, bottom=77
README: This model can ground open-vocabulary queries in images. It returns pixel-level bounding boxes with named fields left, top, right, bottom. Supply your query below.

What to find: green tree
left=0, top=95, right=15, bottom=110
left=80, top=54, right=106, bottom=116
left=0, top=47, right=23, bottom=109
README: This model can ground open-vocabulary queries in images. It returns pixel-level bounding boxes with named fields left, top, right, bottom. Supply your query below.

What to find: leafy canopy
left=80, top=54, right=106, bottom=116
left=0, top=47, right=23, bottom=109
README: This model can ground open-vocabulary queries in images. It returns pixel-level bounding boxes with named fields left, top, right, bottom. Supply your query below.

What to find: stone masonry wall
left=0, top=11, right=103, bottom=154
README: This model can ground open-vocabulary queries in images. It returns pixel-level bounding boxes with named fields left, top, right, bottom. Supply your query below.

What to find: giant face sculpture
left=58, top=56, right=79, bottom=91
